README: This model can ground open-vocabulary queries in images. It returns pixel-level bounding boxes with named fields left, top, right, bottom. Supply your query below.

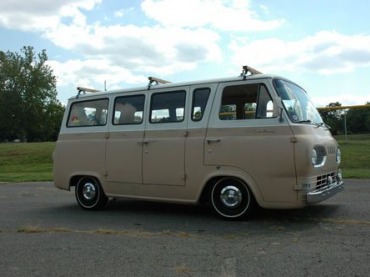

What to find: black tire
left=210, top=177, right=255, bottom=220
left=75, top=177, right=108, bottom=210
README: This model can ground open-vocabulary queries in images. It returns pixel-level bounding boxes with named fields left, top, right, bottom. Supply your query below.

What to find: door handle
left=138, top=141, right=150, bottom=145
left=207, top=139, right=221, bottom=144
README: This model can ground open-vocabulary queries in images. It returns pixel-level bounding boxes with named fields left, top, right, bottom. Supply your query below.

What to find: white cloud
left=0, top=0, right=285, bottom=92
left=141, top=0, right=284, bottom=31
left=0, top=0, right=223, bottom=76
left=0, top=0, right=101, bottom=32
left=229, top=31, right=370, bottom=75
left=46, top=23, right=222, bottom=75
left=312, top=94, right=369, bottom=108
left=114, top=8, right=134, bottom=18
left=47, top=58, right=146, bottom=90
left=114, top=9, right=125, bottom=18
left=259, top=5, right=269, bottom=14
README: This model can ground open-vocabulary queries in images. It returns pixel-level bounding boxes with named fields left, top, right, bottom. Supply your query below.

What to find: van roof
left=71, top=72, right=280, bottom=101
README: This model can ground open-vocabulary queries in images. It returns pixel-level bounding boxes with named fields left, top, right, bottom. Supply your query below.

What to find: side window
left=192, top=88, right=210, bottom=121
left=219, top=84, right=274, bottom=120
left=150, top=91, right=186, bottom=123
left=113, top=95, right=145, bottom=125
left=67, top=99, right=108, bottom=127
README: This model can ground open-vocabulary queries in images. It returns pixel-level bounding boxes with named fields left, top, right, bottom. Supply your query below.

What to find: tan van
left=53, top=66, right=344, bottom=219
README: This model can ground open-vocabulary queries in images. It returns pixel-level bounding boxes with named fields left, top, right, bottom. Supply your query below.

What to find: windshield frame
left=273, top=78, right=323, bottom=125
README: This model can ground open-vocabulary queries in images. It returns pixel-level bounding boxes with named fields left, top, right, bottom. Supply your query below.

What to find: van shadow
left=106, top=198, right=343, bottom=226
left=52, top=198, right=344, bottom=236
left=106, top=198, right=212, bottom=219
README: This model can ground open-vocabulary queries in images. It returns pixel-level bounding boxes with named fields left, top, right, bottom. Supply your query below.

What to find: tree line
left=0, top=46, right=64, bottom=142
left=319, top=102, right=370, bottom=135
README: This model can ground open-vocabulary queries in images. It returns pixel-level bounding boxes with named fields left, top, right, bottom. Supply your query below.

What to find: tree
left=346, top=102, right=370, bottom=134
left=0, top=46, right=64, bottom=141
left=319, top=102, right=344, bottom=135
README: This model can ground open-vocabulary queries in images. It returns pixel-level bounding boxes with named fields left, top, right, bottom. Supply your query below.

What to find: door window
left=150, top=91, right=186, bottom=123
left=219, top=84, right=274, bottom=120
left=113, top=95, right=145, bottom=125
left=67, top=99, right=108, bottom=127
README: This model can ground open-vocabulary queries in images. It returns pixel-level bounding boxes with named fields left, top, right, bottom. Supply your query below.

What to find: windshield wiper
left=296, top=120, right=331, bottom=129
left=315, top=122, right=331, bottom=129
left=296, top=120, right=312, bottom=123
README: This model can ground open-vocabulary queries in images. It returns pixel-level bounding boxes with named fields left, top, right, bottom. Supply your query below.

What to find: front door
left=205, top=81, right=296, bottom=202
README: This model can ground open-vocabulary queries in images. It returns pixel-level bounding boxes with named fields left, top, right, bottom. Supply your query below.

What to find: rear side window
left=150, top=91, right=186, bottom=123
left=67, top=99, right=109, bottom=127
left=219, top=84, right=274, bottom=120
left=113, top=95, right=145, bottom=125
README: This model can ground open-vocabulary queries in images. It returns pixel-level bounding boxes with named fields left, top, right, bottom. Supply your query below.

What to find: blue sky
left=1, top=0, right=369, bottom=106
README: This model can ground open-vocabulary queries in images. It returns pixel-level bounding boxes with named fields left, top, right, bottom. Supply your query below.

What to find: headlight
left=311, top=149, right=318, bottom=165
left=336, top=148, right=341, bottom=164
left=311, top=146, right=326, bottom=167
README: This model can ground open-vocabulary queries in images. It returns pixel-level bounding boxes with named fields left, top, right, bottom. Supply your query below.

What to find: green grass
left=0, top=142, right=54, bottom=182
left=0, top=134, right=369, bottom=182
left=335, top=134, right=370, bottom=179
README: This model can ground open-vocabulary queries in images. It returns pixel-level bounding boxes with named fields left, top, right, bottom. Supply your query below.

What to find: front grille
left=316, top=172, right=336, bottom=190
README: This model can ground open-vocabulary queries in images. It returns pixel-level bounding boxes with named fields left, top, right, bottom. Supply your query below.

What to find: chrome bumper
left=307, top=181, right=344, bottom=204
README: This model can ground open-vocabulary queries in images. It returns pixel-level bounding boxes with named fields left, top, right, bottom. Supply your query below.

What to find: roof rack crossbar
left=240, top=65, right=262, bottom=79
left=147, top=77, right=171, bottom=89
left=76, top=86, right=101, bottom=98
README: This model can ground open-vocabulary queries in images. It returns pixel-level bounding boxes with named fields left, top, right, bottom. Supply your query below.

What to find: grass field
left=0, top=134, right=369, bottom=182
left=334, top=134, right=370, bottom=179
left=0, top=142, right=54, bottom=182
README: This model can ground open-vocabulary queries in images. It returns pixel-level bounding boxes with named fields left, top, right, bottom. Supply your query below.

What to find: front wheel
left=75, top=177, right=108, bottom=210
left=210, top=178, right=256, bottom=220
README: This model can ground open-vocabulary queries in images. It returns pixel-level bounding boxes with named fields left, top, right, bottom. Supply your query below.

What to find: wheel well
left=198, top=177, right=227, bottom=203
left=199, top=176, right=256, bottom=205
left=69, top=175, right=100, bottom=188
left=70, top=175, right=83, bottom=188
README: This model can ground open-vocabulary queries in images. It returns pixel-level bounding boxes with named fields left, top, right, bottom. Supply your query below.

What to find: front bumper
left=307, top=180, right=344, bottom=204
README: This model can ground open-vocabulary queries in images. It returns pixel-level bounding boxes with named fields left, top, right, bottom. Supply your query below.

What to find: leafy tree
left=0, top=46, right=64, bottom=141
left=346, top=102, right=370, bottom=134
left=319, top=102, right=344, bottom=135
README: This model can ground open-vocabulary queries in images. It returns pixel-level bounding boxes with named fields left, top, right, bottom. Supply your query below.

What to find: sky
left=0, top=0, right=369, bottom=107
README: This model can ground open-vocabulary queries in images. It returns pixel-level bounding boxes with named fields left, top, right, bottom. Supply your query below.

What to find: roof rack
left=240, top=65, right=262, bottom=79
left=76, top=86, right=101, bottom=98
left=147, top=76, right=171, bottom=89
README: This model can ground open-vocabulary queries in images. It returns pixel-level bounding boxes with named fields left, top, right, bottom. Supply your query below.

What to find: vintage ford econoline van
left=53, top=66, right=344, bottom=219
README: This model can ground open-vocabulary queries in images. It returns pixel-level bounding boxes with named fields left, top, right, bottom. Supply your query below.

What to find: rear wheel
left=210, top=177, right=255, bottom=220
left=75, top=177, right=108, bottom=210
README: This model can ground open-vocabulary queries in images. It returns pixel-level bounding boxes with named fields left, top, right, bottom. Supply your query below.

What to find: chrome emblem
left=328, top=146, right=336, bottom=154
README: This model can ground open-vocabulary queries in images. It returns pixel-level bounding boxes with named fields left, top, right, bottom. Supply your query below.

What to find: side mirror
left=279, top=107, right=284, bottom=123
left=275, top=96, right=284, bottom=123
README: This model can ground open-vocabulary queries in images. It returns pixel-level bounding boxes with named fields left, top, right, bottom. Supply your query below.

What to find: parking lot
left=0, top=180, right=369, bottom=276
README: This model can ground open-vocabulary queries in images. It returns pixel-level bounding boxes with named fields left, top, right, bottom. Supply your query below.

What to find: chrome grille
left=316, top=172, right=336, bottom=190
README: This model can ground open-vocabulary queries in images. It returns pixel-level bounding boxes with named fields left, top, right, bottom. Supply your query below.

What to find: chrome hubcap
left=82, top=183, right=96, bottom=201
left=220, top=186, right=242, bottom=208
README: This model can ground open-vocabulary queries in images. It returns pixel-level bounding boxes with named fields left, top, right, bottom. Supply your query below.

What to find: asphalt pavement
left=0, top=179, right=369, bottom=276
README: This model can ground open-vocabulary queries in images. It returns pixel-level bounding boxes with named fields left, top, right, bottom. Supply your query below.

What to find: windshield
left=273, top=79, right=323, bottom=125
